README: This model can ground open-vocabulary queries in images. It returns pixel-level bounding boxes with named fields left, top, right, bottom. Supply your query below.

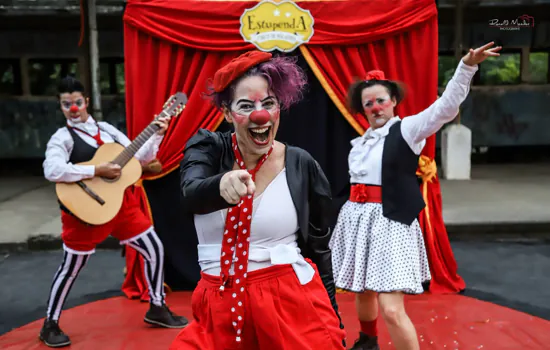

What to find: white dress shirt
left=349, top=60, right=478, bottom=185
left=43, top=116, right=164, bottom=183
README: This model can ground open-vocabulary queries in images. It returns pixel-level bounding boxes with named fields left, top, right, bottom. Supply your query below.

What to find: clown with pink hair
left=170, top=51, right=346, bottom=349
left=330, top=42, right=501, bottom=350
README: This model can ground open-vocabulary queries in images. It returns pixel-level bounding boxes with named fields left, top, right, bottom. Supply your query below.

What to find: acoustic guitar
left=56, top=92, right=187, bottom=226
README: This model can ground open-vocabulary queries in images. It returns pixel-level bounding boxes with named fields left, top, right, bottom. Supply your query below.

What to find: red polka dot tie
left=219, top=132, right=273, bottom=344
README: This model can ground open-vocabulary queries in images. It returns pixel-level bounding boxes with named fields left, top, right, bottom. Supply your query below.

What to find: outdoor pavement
left=0, top=163, right=549, bottom=339
left=441, top=163, right=550, bottom=225
left=1, top=241, right=549, bottom=336
left=1, top=163, right=549, bottom=247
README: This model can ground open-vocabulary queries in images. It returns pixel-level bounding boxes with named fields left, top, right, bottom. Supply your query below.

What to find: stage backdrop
left=121, top=0, right=465, bottom=300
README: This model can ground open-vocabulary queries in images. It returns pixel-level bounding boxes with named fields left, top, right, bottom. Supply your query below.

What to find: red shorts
left=170, top=261, right=346, bottom=350
left=61, top=186, right=152, bottom=253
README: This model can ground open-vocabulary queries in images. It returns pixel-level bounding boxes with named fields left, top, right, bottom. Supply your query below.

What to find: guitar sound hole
left=101, top=175, right=121, bottom=183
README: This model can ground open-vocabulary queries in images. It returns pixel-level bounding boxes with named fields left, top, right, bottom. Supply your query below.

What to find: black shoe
left=39, top=319, right=71, bottom=348
left=350, top=332, right=380, bottom=350
left=144, top=303, right=189, bottom=328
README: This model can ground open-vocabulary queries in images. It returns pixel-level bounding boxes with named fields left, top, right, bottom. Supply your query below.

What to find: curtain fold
left=121, top=23, right=244, bottom=299
left=122, top=0, right=465, bottom=296
left=124, top=25, right=238, bottom=175
left=123, top=0, right=437, bottom=49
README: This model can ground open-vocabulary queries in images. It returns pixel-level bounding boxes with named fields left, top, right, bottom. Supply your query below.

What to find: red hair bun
left=365, top=70, right=386, bottom=81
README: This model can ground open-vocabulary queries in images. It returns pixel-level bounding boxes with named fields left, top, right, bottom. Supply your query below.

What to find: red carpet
left=2, top=292, right=550, bottom=349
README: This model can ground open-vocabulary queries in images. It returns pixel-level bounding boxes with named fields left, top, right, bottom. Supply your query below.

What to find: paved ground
left=1, top=164, right=549, bottom=341
left=0, top=250, right=125, bottom=336
left=441, top=163, right=550, bottom=225
left=0, top=183, right=60, bottom=245
left=2, top=163, right=550, bottom=247
left=1, top=240, right=549, bottom=337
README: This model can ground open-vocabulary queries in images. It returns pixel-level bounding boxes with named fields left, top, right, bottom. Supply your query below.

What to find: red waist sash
left=349, top=184, right=382, bottom=203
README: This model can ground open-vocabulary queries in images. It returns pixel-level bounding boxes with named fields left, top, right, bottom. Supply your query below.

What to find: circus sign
left=239, top=0, right=314, bottom=52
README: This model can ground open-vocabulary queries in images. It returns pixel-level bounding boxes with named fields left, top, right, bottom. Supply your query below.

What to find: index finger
left=246, top=179, right=256, bottom=195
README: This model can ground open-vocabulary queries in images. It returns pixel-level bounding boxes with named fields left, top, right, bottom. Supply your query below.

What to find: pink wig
left=207, top=55, right=308, bottom=111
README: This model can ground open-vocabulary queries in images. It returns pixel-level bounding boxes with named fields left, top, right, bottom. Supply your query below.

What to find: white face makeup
left=361, top=85, right=397, bottom=129
left=225, top=75, right=281, bottom=156
left=59, top=92, right=89, bottom=123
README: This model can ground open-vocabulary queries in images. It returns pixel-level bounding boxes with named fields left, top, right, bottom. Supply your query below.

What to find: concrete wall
left=0, top=97, right=126, bottom=158
left=0, top=30, right=123, bottom=58
left=3, top=85, right=550, bottom=160
left=1, top=4, right=550, bottom=159
left=435, top=86, right=550, bottom=147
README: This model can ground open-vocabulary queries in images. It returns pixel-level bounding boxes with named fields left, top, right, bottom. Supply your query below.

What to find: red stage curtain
left=121, top=23, right=242, bottom=300
left=123, top=0, right=437, bottom=49
left=124, top=27, right=235, bottom=172
left=122, top=0, right=464, bottom=297
left=122, top=239, right=149, bottom=302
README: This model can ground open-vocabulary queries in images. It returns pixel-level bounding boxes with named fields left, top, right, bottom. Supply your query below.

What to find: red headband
left=213, top=51, right=273, bottom=93
left=365, top=70, right=386, bottom=81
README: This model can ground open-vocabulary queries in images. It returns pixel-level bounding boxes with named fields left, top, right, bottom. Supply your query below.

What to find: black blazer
left=179, top=129, right=340, bottom=318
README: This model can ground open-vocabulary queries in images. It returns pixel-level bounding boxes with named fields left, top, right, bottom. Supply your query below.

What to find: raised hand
left=462, top=41, right=502, bottom=66
left=220, top=170, right=256, bottom=204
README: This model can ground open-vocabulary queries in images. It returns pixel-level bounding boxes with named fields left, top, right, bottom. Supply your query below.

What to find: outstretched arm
left=401, top=42, right=501, bottom=152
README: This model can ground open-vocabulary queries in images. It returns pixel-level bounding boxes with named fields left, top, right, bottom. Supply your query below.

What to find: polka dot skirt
left=329, top=201, right=431, bottom=294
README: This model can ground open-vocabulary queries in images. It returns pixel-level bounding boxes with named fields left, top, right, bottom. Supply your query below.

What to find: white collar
left=67, top=115, right=95, bottom=128
left=351, top=116, right=401, bottom=147
left=362, top=116, right=400, bottom=138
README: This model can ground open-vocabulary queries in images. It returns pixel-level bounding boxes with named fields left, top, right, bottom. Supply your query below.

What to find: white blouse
left=348, top=60, right=478, bottom=185
left=193, top=168, right=315, bottom=285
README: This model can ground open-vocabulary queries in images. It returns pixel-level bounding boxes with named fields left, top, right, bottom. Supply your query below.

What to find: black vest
left=59, top=127, right=100, bottom=215
left=67, top=126, right=99, bottom=164
left=380, top=121, right=426, bottom=226
left=59, top=126, right=122, bottom=216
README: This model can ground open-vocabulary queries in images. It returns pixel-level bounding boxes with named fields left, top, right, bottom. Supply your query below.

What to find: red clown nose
left=69, top=105, right=79, bottom=113
left=249, top=109, right=270, bottom=125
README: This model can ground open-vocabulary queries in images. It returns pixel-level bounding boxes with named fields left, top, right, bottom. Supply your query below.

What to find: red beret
left=365, top=70, right=386, bottom=81
left=213, top=51, right=273, bottom=93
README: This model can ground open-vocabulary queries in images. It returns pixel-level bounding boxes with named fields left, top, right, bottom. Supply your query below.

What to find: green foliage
left=438, top=52, right=549, bottom=86
left=116, top=63, right=125, bottom=95
left=480, top=54, right=520, bottom=85
left=28, top=61, right=78, bottom=95
left=529, top=52, right=549, bottom=84
left=0, top=63, right=15, bottom=95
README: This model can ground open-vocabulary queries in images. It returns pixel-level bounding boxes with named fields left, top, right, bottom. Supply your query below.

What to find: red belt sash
left=349, top=184, right=382, bottom=203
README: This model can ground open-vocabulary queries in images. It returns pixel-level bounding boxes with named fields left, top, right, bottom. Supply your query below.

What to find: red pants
left=170, top=262, right=346, bottom=350
left=61, top=187, right=152, bottom=253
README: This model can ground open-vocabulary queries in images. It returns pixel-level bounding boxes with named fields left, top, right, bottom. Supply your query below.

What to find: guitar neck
left=112, top=111, right=167, bottom=167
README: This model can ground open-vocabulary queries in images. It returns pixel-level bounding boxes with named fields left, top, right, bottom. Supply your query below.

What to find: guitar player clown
left=38, top=76, right=188, bottom=348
